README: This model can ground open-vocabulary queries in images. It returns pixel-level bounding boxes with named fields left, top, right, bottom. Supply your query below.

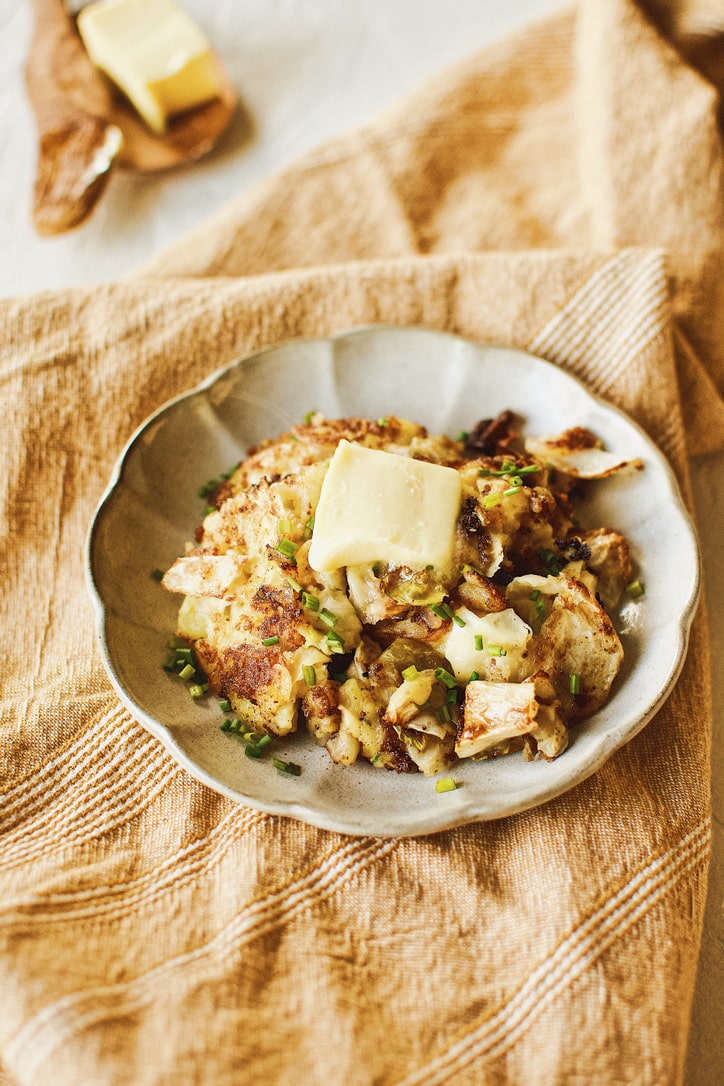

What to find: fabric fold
left=133, top=0, right=724, bottom=455
left=0, top=247, right=711, bottom=1085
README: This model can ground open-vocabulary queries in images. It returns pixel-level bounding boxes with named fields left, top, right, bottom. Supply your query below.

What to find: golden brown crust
left=164, top=414, right=632, bottom=772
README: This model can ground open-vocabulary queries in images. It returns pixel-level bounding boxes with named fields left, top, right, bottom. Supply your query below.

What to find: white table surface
left=2, top=2, right=722, bottom=1083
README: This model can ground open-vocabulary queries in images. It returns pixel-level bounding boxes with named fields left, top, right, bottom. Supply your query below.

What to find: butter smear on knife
left=308, top=440, right=462, bottom=574
left=77, top=0, right=222, bottom=134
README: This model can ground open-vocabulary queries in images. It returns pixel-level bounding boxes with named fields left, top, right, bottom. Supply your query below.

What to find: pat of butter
left=309, top=440, right=462, bottom=573
left=77, top=0, right=222, bottom=135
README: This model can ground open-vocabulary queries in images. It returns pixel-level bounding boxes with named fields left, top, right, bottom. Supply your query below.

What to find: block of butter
left=77, top=0, right=222, bottom=134
left=309, top=440, right=462, bottom=574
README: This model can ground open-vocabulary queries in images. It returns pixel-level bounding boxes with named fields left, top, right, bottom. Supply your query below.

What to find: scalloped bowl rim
left=86, top=326, right=701, bottom=837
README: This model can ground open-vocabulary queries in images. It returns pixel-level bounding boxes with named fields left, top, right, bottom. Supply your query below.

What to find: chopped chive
left=162, top=653, right=176, bottom=671
left=401, top=665, right=420, bottom=682
left=277, top=518, right=292, bottom=536
left=569, top=673, right=581, bottom=696
left=273, top=758, right=301, bottom=776
left=189, top=684, right=207, bottom=699
left=478, top=461, right=521, bottom=478
left=434, top=602, right=462, bottom=625
left=151, top=568, right=164, bottom=582
left=325, top=629, right=345, bottom=649
left=434, top=667, right=458, bottom=690
left=457, top=430, right=469, bottom=443
left=530, top=589, right=541, bottom=600
left=437, top=704, right=451, bottom=723
left=301, top=591, right=320, bottom=611
left=198, top=479, right=218, bottom=497
left=175, top=647, right=193, bottom=662
left=509, top=475, right=523, bottom=487
left=220, top=719, right=232, bottom=732
left=474, top=634, right=484, bottom=652
left=178, top=663, right=196, bottom=681
left=626, top=579, right=645, bottom=598
left=244, top=743, right=263, bottom=759
left=330, top=670, right=348, bottom=684
left=219, top=698, right=231, bottom=712
left=539, top=548, right=564, bottom=575
left=286, top=574, right=302, bottom=592
left=370, top=753, right=383, bottom=765
left=304, top=515, right=315, bottom=537
left=262, top=635, right=280, bottom=647
left=479, top=463, right=539, bottom=480
left=431, top=602, right=462, bottom=624
left=377, top=417, right=389, bottom=427
left=482, top=493, right=500, bottom=509
left=303, top=410, right=316, bottom=424
left=319, top=608, right=339, bottom=628
left=435, top=777, right=457, bottom=793
left=277, top=537, right=298, bottom=558
left=503, top=486, right=520, bottom=497
left=255, top=734, right=273, bottom=750
left=229, top=718, right=243, bottom=732
left=469, top=671, right=479, bottom=682
left=446, top=688, right=458, bottom=705
left=488, top=645, right=507, bottom=657
left=303, top=664, right=317, bottom=687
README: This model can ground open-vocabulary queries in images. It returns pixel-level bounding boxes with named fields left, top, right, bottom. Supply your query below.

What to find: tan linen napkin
left=135, top=0, right=724, bottom=458
left=1, top=0, right=720, bottom=1084
left=0, top=249, right=711, bottom=1085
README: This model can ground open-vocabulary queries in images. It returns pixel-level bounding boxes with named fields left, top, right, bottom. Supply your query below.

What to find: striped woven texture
left=2, top=0, right=723, bottom=1083
left=0, top=250, right=712, bottom=1085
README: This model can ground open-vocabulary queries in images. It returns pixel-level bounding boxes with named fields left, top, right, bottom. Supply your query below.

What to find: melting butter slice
left=309, top=440, right=462, bottom=573
left=77, top=0, right=222, bottom=135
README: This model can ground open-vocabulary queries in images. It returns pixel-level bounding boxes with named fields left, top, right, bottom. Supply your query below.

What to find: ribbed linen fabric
left=1, top=1, right=722, bottom=1084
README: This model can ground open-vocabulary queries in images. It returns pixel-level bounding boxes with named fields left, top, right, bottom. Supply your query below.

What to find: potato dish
left=162, top=412, right=640, bottom=775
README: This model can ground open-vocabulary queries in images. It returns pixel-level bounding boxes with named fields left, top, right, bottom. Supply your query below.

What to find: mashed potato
left=163, top=413, right=639, bottom=774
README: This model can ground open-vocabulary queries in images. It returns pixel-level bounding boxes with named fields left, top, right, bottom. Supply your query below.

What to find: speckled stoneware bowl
left=86, top=327, right=701, bottom=837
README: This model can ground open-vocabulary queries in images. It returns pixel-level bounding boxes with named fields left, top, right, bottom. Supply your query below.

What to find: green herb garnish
left=276, top=537, right=298, bottom=559
left=303, top=664, right=317, bottom=687
left=273, top=758, right=301, bottom=776
left=434, top=667, right=458, bottom=690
